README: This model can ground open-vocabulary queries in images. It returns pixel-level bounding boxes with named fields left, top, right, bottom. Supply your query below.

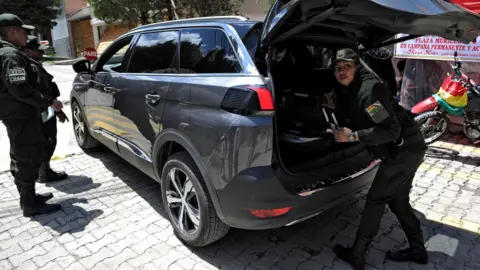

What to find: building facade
left=50, top=0, right=130, bottom=58
left=50, top=0, right=269, bottom=58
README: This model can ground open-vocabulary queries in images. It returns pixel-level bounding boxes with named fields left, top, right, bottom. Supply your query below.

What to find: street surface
left=0, top=142, right=478, bottom=269
left=0, top=65, right=479, bottom=269
left=0, top=64, right=81, bottom=172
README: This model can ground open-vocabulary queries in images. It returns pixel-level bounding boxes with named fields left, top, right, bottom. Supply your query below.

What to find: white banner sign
left=394, top=34, right=480, bottom=62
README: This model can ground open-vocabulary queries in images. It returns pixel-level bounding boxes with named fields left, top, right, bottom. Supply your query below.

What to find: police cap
left=0, top=13, right=35, bottom=30
left=330, top=48, right=359, bottom=67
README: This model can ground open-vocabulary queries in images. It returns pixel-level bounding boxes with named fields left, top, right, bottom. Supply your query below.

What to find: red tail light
left=249, top=206, right=292, bottom=218
left=221, top=85, right=274, bottom=115
left=246, top=86, right=274, bottom=110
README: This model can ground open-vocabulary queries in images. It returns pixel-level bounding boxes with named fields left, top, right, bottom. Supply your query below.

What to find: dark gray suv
left=70, top=0, right=480, bottom=247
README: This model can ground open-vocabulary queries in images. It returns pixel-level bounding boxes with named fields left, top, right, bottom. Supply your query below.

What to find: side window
left=97, top=36, right=133, bottom=73
left=242, top=26, right=262, bottom=59
left=179, top=28, right=242, bottom=74
left=127, top=31, right=179, bottom=74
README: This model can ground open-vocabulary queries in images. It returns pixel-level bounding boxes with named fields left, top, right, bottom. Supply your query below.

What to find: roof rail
left=132, top=16, right=249, bottom=31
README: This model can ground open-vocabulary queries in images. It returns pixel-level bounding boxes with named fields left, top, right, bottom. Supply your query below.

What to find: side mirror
left=72, top=59, right=92, bottom=74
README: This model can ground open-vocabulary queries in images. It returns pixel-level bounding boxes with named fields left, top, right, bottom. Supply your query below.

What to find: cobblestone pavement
left=0, top=146, right=480, bottom=270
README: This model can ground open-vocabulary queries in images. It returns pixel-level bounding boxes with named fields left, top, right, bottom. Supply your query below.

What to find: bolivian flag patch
left=365, top=100, right=389, bottom=124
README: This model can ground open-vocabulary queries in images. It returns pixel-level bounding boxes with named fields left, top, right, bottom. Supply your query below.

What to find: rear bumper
left=216, top=161, right=380, bottom=230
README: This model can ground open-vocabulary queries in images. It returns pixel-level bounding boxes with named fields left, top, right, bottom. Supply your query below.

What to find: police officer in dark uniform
left=23, top=35, right=69, bottom=183
left=0, top=13, right=63, bottom=217
left=329, top=48, right=428, bottom=270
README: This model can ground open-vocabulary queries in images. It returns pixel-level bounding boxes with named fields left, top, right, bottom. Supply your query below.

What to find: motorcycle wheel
left=414, top=111, right=450, bottom=145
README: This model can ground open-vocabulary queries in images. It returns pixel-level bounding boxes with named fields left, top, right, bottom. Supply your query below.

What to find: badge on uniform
left=8, top=68, right=27, bottom=83
left=365, top=100, right=389, bottom=124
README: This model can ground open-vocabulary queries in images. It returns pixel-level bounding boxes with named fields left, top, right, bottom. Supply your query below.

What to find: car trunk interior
left=267, top=38, right=378, bottom=189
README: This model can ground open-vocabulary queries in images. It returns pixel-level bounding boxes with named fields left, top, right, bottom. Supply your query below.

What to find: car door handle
left=146, top=93, right=161, bottom=102
left=104, top=86, right=115, bottom=93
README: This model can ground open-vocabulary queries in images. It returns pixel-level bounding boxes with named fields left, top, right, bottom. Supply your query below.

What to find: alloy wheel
left=165, top=167, right=201, bottom=235
left=73, top=105, right=86, bottom=145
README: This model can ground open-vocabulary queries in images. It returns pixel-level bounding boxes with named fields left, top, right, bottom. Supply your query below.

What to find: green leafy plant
left=0, top=0, right=62, bottom=28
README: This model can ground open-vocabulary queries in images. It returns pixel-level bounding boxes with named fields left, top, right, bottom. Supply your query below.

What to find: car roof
left=130, top=16, right=260, bottom=31
left=116, top=16, right=262, bottom=41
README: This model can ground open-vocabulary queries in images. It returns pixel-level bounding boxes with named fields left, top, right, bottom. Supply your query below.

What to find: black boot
left=334, top=233, right=373, bottom=270
left=386, top=231, right=428, bottom=264
left=18, top=193, right=54, bottom=208
left=38, top=166, right=68, bottom=184
left=21, top=192, right=62, bottom=218
left=36, top=192, right=54, bottom=203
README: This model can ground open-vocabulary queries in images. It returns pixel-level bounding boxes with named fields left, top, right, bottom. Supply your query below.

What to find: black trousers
left=358, top=147, right=426, bottom=247
left=39, top=116, right=57, bottom=175
left=4, top=118, right=47, bottom=204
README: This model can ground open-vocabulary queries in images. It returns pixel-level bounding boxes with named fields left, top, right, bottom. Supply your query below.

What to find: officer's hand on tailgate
left=51, top=100, right=63, bottom=112
left=334, top=127, right=352, bottom=142
left=57, top=110, right=69, bottom=123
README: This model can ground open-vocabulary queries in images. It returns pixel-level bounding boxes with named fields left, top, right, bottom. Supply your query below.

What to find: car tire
left=161, top=152, right=230, bottom=247
left=71, top=101, right=100, bottom=150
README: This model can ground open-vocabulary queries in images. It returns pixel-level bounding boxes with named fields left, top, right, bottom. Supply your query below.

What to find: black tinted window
left=98, top=36, right=133, bottom=73
left=128, top=31, right=179, bottom=74
left=241, top=26, right=261, bottom=58
left=179, top=28, right=242, bottom=74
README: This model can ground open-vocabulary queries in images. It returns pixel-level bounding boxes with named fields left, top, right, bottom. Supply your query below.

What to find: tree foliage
left=88, top=0, right=171, bottom=25
left=89, top=0, right=245, bottom=25
left=0, top=0, right=62, bottom=27
left=176, top=0, right=245, bottom=17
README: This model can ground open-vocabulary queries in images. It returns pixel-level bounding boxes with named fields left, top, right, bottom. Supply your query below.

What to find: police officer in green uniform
left=0, top=13, right=63, bottom=217
left=329, top=48, right=428, bottom=270
left=24, top=35, right=69, bottom=183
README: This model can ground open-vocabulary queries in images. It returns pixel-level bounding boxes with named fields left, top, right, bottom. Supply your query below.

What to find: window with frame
left=179, top=28, right=243, bottom=74
left=98, top=36, right=133, bottom=73
left=128, top=31, right=179, bottom=74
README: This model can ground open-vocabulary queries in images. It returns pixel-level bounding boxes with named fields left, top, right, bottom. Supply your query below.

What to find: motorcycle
left=411, top=51, right=480, bottom=145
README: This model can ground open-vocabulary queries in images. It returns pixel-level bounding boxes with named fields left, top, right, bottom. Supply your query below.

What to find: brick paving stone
left=102, top=248, right=138, bottom=270
left=0, top=259, right=14, bottom=270
left=8, top=245, right=46, bottom=267
left=54, top=255, right=76, bottom=269
left=32, top=240, right=69, bottom=267
left=0, top=148, right=478, bottom=270
left=78, top=246, right=115, bottom=269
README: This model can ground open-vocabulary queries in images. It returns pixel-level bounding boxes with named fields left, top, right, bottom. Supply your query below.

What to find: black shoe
left=386, top=248, right=428, bottom=264
left=36, top=192, right=54, bottom=203
left=22, top=203, right=62, bottom=217
left=334, top=245, right=366, bottom=270
left=333, top=233, right=372, bottom=270
left=37, top=170, right=68, bottom=183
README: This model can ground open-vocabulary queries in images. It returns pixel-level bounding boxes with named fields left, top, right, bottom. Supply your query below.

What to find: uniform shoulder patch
left=8, top=68, right=27, bottom=84
left=365, top=100, right=389, bottom=124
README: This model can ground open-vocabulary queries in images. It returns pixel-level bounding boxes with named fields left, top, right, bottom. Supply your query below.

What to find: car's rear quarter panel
left=161, top=75, right=274, bottom=190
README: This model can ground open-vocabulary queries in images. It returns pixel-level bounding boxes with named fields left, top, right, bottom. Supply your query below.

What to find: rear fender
left=152, top=129, right=226, bottom=222
left=411, top=96, right=438, bottom=114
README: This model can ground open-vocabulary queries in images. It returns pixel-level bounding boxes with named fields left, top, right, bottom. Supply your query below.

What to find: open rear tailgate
left=262, top=0, right=480, bottom=46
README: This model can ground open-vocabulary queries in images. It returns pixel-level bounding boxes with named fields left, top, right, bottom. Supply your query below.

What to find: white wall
left=239, top=0, right=269, bottom=21
left=51, top=0, right=72, bottom=57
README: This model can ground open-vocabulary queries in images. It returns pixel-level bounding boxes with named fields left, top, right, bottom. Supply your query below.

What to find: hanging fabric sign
left=394, top=34, right=480, bottom=62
